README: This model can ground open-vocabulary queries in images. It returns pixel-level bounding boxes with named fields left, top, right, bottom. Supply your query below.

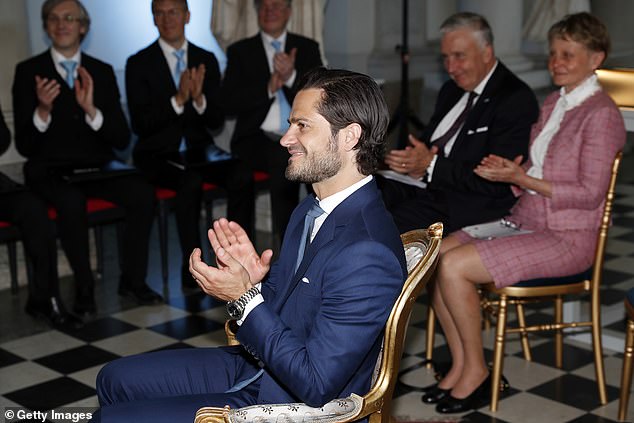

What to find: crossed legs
left=430, top=234, right=492, bottom=398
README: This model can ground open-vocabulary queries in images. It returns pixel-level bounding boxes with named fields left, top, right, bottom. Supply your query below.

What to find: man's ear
left=341, top=123, right=362, bottom=151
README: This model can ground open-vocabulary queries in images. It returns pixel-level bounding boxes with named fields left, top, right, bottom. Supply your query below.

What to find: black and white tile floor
left=1, top=155, right=633, bottom=423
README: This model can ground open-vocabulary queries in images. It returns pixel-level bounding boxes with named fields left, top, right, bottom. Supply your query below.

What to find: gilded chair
left=194, top=223, right=444, bottom=423
left=480, top=151, right=622, bottom=411
left=618, top=287, right=634, bottom=421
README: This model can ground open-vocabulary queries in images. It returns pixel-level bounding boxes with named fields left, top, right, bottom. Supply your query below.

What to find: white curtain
left=523, top=0, right=591, bottom=41
left=212, top=0, right=326, bottom=51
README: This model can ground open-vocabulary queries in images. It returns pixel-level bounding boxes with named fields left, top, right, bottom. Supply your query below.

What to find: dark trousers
left=0, top=188, right=59, bottom=301
left=135, top=156, right=255, bottom=265
left=375, top=175, right=452, bottom=234
left=24, top=161, right=156, bottom=294
left=232, top=131, right=300, bottom=240
left=93, top=347, right=260, bottom=422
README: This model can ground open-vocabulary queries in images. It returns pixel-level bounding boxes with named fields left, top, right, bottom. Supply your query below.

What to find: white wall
left=24, top=0, right=227, bottom=97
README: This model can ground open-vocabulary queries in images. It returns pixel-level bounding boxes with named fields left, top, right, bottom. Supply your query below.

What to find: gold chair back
left=194, top=223, right=444, bottom=423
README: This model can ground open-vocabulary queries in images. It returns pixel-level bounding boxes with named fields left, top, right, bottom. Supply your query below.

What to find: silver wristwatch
left=226, top=286, right=261, bottom=320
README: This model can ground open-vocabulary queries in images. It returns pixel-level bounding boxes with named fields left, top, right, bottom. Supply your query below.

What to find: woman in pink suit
left=425, top=12, right=626, bottom=414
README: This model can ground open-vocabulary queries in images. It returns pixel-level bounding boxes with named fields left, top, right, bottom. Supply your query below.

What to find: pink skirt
left=453, top=227, right=597, bottom=288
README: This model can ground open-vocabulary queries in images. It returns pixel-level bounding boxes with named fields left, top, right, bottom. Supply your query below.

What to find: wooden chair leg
left=94, top=226, right=104, bottom=279
left=516, top=302, right=532, bottom=361
left=490, top=293, right=508, bottom=412
left=619, top=319, right=634, bottom=421
left=8, top=241, right=18, bottom=295
left=157, top=202, right=169, bottom=286
left=591, top=292, right=608, bottom=405
left=425, top=305, right=435, bottom=368
left=554, top=296, right=563, bottom=368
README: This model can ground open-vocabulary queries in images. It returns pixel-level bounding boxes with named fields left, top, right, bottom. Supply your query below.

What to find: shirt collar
left=158, top=38, right=188, bottom=55
left=558, top=73, right=601, bottom=110
left=472, top=60, right=498, bottom=96
left=50, top=47, right=81, bottom=66
left=316, top=175, right=374, bottom=215
left=261, top=30, right=288, bottom=49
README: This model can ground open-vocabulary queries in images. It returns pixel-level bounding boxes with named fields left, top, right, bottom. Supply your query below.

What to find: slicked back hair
left=440, top=12, right=493, bottom=50
left=297, top=67, right=389, bottom=176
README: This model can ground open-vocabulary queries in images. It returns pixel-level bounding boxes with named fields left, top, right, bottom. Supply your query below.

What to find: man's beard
left=285, top=137, right=342, bottom=184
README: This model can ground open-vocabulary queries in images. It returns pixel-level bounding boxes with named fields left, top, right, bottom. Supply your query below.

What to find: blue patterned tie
left=270, top=40, right=291, bottom=133
left=295, top=198, right=325, bottom=272
left=172, top=49, right=187, bottom=152
left=60, top=60, right=77, bottom=88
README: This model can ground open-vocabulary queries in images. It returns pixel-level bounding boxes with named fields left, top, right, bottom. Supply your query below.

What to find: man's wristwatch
left=226, top=286, right=261, bottom=320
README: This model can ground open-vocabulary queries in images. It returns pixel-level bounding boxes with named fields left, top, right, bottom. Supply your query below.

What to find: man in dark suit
left=126, top=0, right=255, bottom=288
left=94, top=68, right=407, bottom=422
left=1, top=104, right=82, bottom=329
left=12, top=0, right=162, bottom=316
left=222, top=0, right=323, bottom=242
left=378, top=12, right=539, bottom=234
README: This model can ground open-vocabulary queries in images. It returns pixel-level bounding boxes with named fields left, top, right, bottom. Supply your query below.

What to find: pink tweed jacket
left=511, top=90, right=626, bottom=231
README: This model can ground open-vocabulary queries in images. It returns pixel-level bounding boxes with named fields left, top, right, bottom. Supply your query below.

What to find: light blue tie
left=172, top=49, right=186, bottom=86
left=172, top=49, right=188, bottom=152
left=270, top=40, right=291, bottom=133
left=295, top=198, right=325, bottom=272
left=224, top=369, right=264, bottom=393
left=60, top=60, right=77, bottom=88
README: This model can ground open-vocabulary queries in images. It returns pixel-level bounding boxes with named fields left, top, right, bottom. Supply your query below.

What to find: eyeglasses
left=153, top=8, right=185, bottom=19
left=46, top=14, right=82, bottom=25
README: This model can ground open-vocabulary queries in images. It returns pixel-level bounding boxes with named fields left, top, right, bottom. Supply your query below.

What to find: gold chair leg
left=516, top=302, right=531, bottom=361
left=425, top=305, right=436, bottom=368
left=618, top=319, right=634, bottom=421
left=490, top=294, right=508, bottom=412
left=591, top=292, right=608, bottom=405
left=554, top=297, right=563, bottom=368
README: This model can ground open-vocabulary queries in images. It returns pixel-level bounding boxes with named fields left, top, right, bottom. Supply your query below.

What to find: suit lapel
left=449, top=63, right=506, bottom=155
left=149, top=41, right=178, bottom=91
left=274, top=182, right=378, bottom=309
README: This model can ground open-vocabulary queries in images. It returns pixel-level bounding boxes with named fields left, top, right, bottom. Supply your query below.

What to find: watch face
left=226, top=302, right=242, bottom=319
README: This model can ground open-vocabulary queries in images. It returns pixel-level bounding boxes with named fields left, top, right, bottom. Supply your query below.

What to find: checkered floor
left=1, top=161, right=633, bottom=422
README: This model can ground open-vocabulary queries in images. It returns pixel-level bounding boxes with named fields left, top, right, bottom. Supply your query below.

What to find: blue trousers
left=92, top=347, right=261, bottom=423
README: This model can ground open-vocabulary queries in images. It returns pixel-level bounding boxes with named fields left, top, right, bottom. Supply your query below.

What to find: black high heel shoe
left=435, top=374, right=492, bottom=414
left=421, top=384, right=451, bottom=404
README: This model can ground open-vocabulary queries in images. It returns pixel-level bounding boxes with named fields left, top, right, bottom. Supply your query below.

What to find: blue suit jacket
left=231, top=179, right=407, bottom=407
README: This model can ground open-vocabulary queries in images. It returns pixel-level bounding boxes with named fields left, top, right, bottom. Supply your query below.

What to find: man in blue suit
left=94, top=68, right=407, bottom=422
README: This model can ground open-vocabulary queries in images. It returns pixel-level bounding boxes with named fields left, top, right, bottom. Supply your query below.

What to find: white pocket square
left=468, top=126, right=488, bottom=135
left=301, top=277, right=310, bottom=284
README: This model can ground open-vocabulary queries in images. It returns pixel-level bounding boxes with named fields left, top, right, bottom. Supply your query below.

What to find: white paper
left=463, top=219, right=533, bottom=240
left=377, top=170, right=427, bottom=189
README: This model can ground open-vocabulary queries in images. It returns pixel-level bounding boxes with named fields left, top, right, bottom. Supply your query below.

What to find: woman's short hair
left=41, top=0, right=91, bottom=36
left=548, top=12, right=611, bottom=60
left=297, top=67, right=389, bottom=176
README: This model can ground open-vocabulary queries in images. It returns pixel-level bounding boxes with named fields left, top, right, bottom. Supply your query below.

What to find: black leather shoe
left=421, top=384, right=451, bottom=404
left=119, top=283, right=164, bottom=305
left=435, top=374, right=492, bottom=414
left=26, top=297, right=84, bottom=330
left=73, top=295, right=97, bottom=318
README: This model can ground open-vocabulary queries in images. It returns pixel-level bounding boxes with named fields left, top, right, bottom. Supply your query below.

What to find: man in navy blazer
left=12, top=0, right=161, bottom=315
left=378, top=12, right=539, bottom=234
left=222, top=0, right=323, bottom=243
left=126, top=0, right=255, bottom=288
left=94, top=68, right=407, bottom=422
